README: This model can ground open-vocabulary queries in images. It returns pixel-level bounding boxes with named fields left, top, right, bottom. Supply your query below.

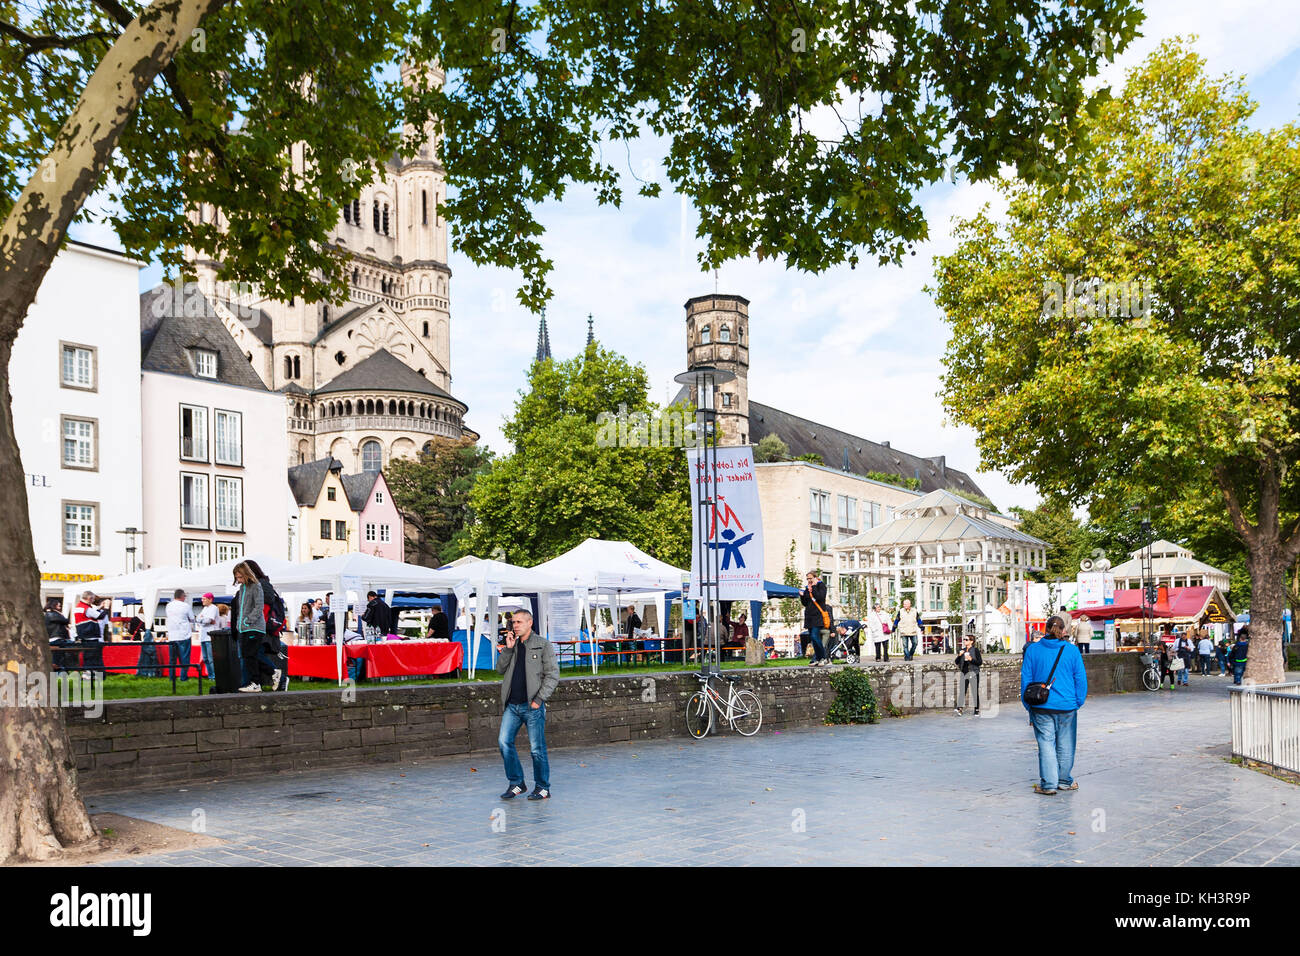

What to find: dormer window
left=194, top=349, right=217, bottom=378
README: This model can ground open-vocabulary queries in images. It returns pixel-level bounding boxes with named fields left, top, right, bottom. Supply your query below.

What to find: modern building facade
left=12, top=241, right=144, bottom=601
left=140, top=287, right=291, bottom=569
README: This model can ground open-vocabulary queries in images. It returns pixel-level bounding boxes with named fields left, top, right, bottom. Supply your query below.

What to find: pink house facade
left=343, top=471, right=404, bottom=561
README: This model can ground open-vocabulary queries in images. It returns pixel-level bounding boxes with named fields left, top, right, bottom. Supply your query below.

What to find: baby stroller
left=825, top=621, right=861, bottom=664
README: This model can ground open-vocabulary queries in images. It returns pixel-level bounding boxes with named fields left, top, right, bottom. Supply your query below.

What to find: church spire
left=535, top=311, right=552, bottom=362
left=586, top=312, right=594, bottom=346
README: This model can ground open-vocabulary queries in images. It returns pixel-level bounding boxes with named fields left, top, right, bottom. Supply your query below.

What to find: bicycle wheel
left=730, top=690, right=763, bottom=736
left=686, top=690, right=713, bottom=739
left=1142, top=667, right=1160, bottom=692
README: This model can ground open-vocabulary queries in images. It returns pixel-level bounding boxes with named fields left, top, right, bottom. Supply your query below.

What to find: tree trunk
left=1244, top=533, right=1287, bottom=686
left=0, top=339, right=99, bottom=862
left=0, top=0, right=226, bottom=863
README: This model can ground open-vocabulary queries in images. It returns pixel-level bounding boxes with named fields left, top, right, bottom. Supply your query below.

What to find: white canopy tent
left=443, top=558, right=575, bottom=677
left=164, top=554, right=299, bottom=600
left=533, top=539, right=687, bottom=674
left=272, top=553, right=467, bottom=683
left=65, top=565, right=183, bottom=626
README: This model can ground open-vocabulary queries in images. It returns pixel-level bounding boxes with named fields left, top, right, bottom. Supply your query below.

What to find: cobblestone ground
left=87, top=667, right=1299, bottom=866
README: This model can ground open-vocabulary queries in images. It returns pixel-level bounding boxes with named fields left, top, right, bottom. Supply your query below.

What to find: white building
left=140, top=286, right=291, bottom=569
left=1109, top=539, right=1232, bottom=593
left=12, top=241, right=144, bottom=603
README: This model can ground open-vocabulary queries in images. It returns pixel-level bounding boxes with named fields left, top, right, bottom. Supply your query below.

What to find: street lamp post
left=674, top=365, right=736, bottom=676
left=115, top=526, right=147, bottom=574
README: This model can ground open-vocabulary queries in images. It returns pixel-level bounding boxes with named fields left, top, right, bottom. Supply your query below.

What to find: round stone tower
left=684, top=294, right=750, bottom=446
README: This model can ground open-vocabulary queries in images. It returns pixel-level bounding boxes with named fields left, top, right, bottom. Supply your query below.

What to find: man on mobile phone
left=496, top=610, right=559, bottom=801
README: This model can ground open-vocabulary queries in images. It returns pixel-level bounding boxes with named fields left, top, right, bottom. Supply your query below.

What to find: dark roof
left=279, top=382, right=309, bottom=395
left=315, top=348, right=461, bottom=404
left=287, top=456, right=343, bottom=507
left=747, top=401, right=989, bottom=498
left=340, top=471, right=379, bottom=511
left=214, top=301, right=273, bottom=344
left=139, top=285, right=269, bottom=390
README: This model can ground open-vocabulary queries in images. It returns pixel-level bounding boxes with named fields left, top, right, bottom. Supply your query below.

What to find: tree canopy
left=466, top=344, right=692, bottom=567
left=933, top=41, right=1300, bottom=680
left=386, top=437, right=491, bottom=566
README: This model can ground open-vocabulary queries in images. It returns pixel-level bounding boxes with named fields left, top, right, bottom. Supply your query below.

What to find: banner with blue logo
left=687, top=445, right=766, bottom=602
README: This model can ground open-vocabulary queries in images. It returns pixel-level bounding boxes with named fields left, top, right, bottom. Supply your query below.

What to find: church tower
left=684, top=294, right=750, bottom=446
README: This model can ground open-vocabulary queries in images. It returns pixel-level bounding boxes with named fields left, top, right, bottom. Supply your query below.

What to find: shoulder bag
left=1023, top=644, right=1066, bottom=707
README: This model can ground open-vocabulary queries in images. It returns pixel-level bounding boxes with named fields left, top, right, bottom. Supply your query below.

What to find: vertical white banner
left=686, top=445, right=765, bottom=602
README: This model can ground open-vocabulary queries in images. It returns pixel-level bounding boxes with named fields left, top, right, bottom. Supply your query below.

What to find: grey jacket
left=235, top=579, right=265, bottom=634
left=496, top=633, right=560, bottom=709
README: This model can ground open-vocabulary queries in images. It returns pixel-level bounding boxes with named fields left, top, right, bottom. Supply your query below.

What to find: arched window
left=335, top=351, right=346, bottom=366
left=382, top=204, right=389, bottom=235
left=422, top=321, right=429, bottom=337
left=293, top=355, right=301, bottom=379
left=344, top=400, right=353, bottom=415
left=719, top=324, right=731, bottom=343
left=343, top=202, right=351, bottom=225
left=363, top=399, right=373, bottom=414
left=388, top=400, right=396, bottom=415
left=422, top=441, right=433, bottom=457
left=419, top=403, right=426, bottom=418
left=421, top=190, right=428, bottom=225
left=322, top=305, right=329, bottom=324
left=373, top=202, right=380, bottom=232
left=361, top=440, right=382, bottom=473
left=351, top=199, right=360, bottom=223
left=700, top=325, right=711, bottom=344
left=284, top=356, right=293, bottom=379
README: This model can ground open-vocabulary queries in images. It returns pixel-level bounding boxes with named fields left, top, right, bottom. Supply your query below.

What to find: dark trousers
left=238, top=631, right=272, bottom=686
left=874, top=640, right=889, bottom=662
left=1079, top=643, right=1090, bottom=654
left=958, top=669, right=980, bottom=709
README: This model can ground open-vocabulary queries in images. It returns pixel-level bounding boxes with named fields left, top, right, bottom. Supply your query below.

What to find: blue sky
left=76, top=0, right=1300, bottom=514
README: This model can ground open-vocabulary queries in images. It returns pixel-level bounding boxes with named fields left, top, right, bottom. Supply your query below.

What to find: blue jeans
left=1030, top=709, right=1077, bottom=791
left=1232, top=661, right=1246, bottom=684
left=902, top=633, right=918, bottom=660
left=201, top=640, right=214, bottom=680
left=499, top=702, right=549, bottom=790
left=169, top=640, right=192, bottom=681
left=807, top=626, right=826, bottom=661
left=1216, top=651, right=1228, bottom=675
left=1176, top=660, right=1190, bottom=685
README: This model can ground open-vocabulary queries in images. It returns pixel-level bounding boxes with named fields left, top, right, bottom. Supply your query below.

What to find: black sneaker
left=527, top=787, right=551, bottom=801
left=500, top=784, right=527, bottom=800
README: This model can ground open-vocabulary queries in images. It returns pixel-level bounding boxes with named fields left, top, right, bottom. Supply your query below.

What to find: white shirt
left=197, top=603, right=220, bottom=640
left=165, top=599, right=196, bottom=642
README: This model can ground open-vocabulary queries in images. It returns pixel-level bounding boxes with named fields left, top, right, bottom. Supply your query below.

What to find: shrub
left=826, top=667, right=881, bottom=724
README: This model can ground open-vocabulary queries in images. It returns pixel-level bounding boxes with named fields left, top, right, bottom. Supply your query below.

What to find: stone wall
left=66, top=652, right=1143, bottom=794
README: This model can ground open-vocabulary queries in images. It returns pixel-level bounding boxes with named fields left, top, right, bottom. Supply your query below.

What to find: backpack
left=261, top=579, right=287, bottom=637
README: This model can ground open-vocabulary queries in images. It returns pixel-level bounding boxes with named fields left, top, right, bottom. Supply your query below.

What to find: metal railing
left=1229, top=681, right=1300, bottom=773
left=314, top=414, right=462, bottom=436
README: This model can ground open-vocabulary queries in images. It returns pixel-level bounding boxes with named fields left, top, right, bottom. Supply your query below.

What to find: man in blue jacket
left=1021, top=615, right=1088, bottom=795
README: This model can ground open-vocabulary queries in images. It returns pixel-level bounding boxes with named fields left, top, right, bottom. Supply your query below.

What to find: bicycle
left=685, top=672, right=763, bottom=738
left=1139, top=650, right=1162, bottom=692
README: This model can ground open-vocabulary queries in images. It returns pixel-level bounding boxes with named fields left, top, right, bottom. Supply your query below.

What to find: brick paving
left=86, top=668, right=1299, bottom=866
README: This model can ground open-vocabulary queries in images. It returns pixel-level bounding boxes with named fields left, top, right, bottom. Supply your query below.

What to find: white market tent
left=533, top=539, right=688, bottom=673
left=66, top=565, right=182, bottom=625
left=273, top=552, right=467, bottom=683
left=443, top=557, right=576, bottom=677
left=165, top=554, right=299, bottom=599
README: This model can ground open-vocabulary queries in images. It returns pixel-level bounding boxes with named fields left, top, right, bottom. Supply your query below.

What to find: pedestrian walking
left=164, top=588, right=196, bottom=682
left=1172, top=631, right=1195, bottom=686
left=864, top=602, right=890, bottom=661
left=800, top=570, right=831, bottom=666
left=1230, top=628, right=1250, bottom=685
left=1021, top=616, right=1088, bottom=795
left=1197, top=630, right=1214, bottom=676
left=496, top=609, right=559, bottom=801
left=1070, top=612, right=1093, bottom=653
left=894, top=598, right=920, bottom=661
left=232, top=561, right=266, bottom=693
left=955, top=633, right=983, bottom=716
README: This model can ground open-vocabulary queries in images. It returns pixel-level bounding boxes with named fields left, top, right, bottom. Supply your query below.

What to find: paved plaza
left=86, top=671, right=1299, bottom=866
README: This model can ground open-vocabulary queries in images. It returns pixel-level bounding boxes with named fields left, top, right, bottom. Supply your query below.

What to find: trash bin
left=208, top=627, right=242, bottom=693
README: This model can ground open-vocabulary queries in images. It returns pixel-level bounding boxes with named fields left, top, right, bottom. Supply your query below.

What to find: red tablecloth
left=100, top=642, right=207, bottom=678
left=287, top=641, right=463, bottom=680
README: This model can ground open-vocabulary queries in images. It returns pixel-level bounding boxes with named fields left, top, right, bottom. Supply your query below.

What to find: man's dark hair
left=367, top=591, right=378, bottom=599
left=174, top=588, right=186, bottom=600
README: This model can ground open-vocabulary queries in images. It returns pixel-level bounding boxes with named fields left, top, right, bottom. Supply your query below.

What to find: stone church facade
left=187, top=62, right=475, bottom=473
